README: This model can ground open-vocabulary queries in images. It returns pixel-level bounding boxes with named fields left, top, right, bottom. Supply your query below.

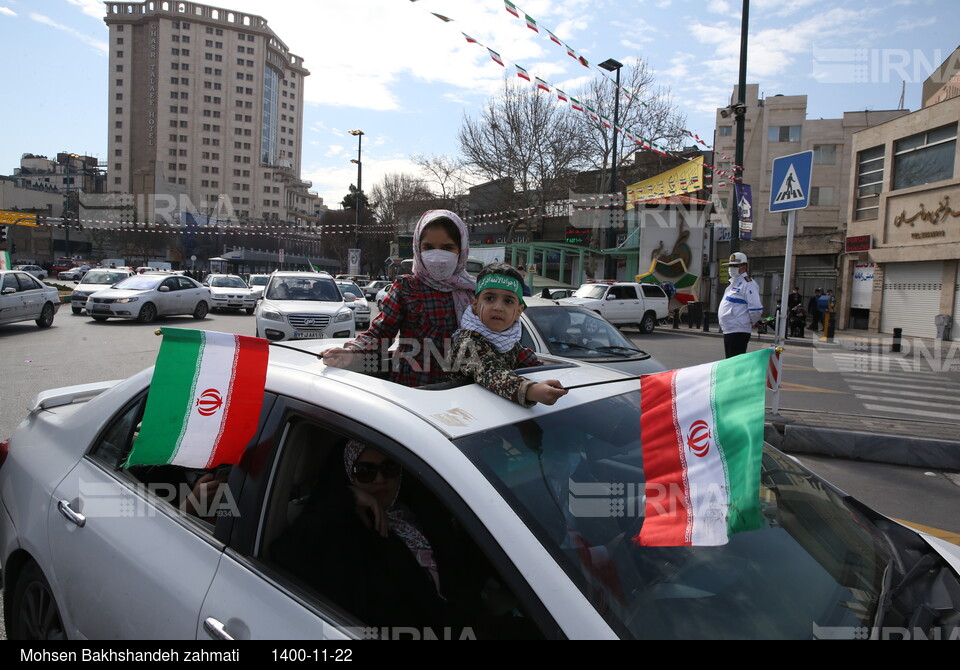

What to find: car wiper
left=595, top=345, right=649, bottom=358
left=549, top=340, right=594, bottom=352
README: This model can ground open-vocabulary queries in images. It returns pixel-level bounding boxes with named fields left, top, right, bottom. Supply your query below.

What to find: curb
left=765, top=422, right=960, bottom=471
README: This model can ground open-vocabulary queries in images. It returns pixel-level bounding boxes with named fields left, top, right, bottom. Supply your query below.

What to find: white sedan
left=2, top=344, right=959, bottom=640
left=85, top=273, right=211, bottom=323
left=204, top=274, right=257, bottom=314
left=0, top=269, right=60, bottom=329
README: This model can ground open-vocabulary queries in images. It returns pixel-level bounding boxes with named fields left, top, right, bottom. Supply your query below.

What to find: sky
left=0, top=0, right=957, bottom=209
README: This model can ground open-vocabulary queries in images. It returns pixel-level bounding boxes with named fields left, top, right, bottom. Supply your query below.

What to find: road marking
left=852, top=394, right=960, bottom=409
left=863, top=404, right=960, bottom=421
left=893, top=519, right=960, bottom=546
left=841, top=378, right=960, bottom=391
left=778, top=382, right=849, bottom=394
left=848, top=385, right=960, bottom=400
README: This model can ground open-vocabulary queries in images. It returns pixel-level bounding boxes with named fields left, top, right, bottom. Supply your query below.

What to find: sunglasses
left=352, top=459, right=402, bottom=483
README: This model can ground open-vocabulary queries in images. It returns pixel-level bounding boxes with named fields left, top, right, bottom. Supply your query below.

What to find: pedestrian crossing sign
left=769, top=150, right=813, bottom=212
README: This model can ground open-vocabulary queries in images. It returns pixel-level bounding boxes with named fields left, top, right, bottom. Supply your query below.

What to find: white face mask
left=420, top=249, right=459, bottom=281
left=728, top=267, right=741, bottom=282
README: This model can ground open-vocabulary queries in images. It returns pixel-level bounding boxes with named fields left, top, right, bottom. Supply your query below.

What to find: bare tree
left=576, top=56, right=688, bottom=192
left=370, top=172, right=434, bottom=231
left=411, top=154, right=468, bottom=209
left=458, top=78, right=593, bottom=239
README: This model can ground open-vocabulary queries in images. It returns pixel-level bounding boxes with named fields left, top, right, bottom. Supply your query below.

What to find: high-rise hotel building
left=104, top=2, right=322, bottom=225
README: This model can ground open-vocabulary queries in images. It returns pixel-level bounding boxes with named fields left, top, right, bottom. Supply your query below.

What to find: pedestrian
left=819, top=289, right=837, bottom=337
left=788, top=286, right=802, bottom=311
left=808, top=288, right=822, bottom=332
left=518, top=266, right=532, bottom=297
left=447, top=263, right=567, bottom=406
left=322, top=210, right=476, bottom=387
left=717, top=252, right=763, bottom=358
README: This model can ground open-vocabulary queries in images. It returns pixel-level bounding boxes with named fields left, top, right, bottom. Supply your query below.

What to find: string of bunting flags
left=408, top=0, right=744, bottom=180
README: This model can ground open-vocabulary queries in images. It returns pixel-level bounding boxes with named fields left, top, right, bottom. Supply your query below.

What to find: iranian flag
left=125, top=328, right=269, bottom=469
left=634, top=348, right=770, bottom=547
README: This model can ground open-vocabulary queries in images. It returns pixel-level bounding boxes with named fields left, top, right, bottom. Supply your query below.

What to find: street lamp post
left=598, top=58, right=623, bottom=279
left=731, top=0, right=750, bottom=254
left=348, top=129, right=364, bottom=258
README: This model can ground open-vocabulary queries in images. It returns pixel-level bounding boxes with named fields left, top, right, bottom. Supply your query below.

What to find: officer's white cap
left=722, top=252, right=748, bottom=265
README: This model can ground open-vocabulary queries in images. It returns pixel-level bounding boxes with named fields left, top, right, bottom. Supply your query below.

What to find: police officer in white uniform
left=718, top=252, right=763, bottom=358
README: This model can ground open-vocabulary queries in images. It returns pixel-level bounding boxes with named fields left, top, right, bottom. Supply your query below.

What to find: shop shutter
left=880, top=262, right=943, bottom=338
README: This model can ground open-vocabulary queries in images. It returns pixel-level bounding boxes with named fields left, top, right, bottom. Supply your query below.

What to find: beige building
left=840, top=95, right=960, bottom=339
left=711, top=85, right=907, bottom=310
left=104, top=1, right=322, bottom=226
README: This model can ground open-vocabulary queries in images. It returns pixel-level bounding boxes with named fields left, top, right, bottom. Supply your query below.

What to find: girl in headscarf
left=323, top=210, right=476, bottom=387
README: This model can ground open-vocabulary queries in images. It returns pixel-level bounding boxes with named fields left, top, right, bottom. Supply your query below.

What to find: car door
left=157, top=276, right=182, bottom=315
left=47, top=394, right=225, bottom=639
left=0, top=273, right=23, bottom=324
left=198, top=396, right=566, bottom=640
left=177, top=276, right=204, bottom=312
left=16, top=272, right=47, bottom=320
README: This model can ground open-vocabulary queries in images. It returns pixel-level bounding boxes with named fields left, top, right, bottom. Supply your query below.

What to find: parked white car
left=85, top=273, right=211, bottom=323
left=335, top=279, right=371, bottom=329
left=3, top=345, right=959, bottom=640
left=254, top=271, right=354, bottom=341
left=204, top=274, right=257, bottom=314
left=0, top=269, right=60, bottom=328
left=560, top=282, right=670, bottom=334
left=68, top=268, right=135, bottom=315
left=12, top=265, right=47, bottom=280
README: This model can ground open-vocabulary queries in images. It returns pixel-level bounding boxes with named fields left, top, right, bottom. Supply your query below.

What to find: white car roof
left=265, top=343, right=639, bottom=440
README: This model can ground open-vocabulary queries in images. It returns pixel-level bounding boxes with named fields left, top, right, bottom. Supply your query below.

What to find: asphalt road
left=0, top=305, right=957, bottom=639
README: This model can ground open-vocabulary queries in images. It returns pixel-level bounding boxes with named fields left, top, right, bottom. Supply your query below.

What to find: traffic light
left=0, top=225, right=7, bottom=245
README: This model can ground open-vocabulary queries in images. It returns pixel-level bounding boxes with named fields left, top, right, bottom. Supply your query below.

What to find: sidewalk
left=655, top=320, right=960, bottom=471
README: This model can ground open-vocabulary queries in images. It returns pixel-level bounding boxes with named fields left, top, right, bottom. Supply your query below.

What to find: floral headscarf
left=411, top=209, right=476, bottom=320
left=343, top=440, right=442, bottom=595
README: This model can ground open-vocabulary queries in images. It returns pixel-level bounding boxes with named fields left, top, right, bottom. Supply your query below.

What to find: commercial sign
left=0, top=211, right=38, bottom=227
left=626, top=157, right=704, bottom=209
left=844, top=235, right=872, bottom=252
left=734, top=183, right=754, bottom=240
left=851, top=262, right=875, bottom=309
left=565, top=226, right=590, bottom=245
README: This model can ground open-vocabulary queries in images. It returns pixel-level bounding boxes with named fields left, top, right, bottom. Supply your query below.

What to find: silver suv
left=254, top=272, right=355, bottom=341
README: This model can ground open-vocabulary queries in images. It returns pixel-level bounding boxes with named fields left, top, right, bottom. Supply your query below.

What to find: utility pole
left=730, top=0, right=750, bottom=254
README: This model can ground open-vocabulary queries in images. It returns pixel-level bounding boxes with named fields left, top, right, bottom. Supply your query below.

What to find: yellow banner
left=0, top=210, right=38, bottom=226
left=626, top=157, right=704, bottom=209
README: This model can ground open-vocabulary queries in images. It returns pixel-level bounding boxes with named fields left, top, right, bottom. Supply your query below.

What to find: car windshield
left=81, top=271, right=129, bottom=285
left=249, top=276, right=269, bottom=287
left=210, top=276, right=247, bottom=288
left=573, top=285, right=608, bottom=299
left=112, top=276, right=162, bottom=291
left=266, top=277, right=340, bottom=301
left=454, top=391, right=889, bottom=639
left=525, top=306, right=645, bottom=359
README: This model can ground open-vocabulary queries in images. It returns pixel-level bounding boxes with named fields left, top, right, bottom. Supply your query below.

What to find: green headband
left=476, top=273, right=526, bottom=306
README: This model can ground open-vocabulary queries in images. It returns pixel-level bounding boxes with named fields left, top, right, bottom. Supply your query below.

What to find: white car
left=0, top=269, right=60, bottom=328
left=68, top=268, right=134, bottom=315
left=12, top=265, right=47, bottom=280
left=335, top=279, right=371, bottom=329
left=2, top=346, right=959, bottom=640
left=204, top=274, right=257, bottom=314
left=247, top=273, right=271, bottom=301
left=85, top=273, right=211, bottom=323
left=560, top=282, right=670, bottom=334
left=362, top=280, right=391, bottom=302
left=57, top=265, right=90, bottom=282
left=254, top=271, right=354, bottom=342
left=374, top=283, right=392, bottom=311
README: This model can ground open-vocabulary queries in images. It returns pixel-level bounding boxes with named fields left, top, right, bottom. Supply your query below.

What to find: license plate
left=228, top=302, right=242, bottom=307
left=92, top=304, right=111, bottom=312
left=293, top=331, right=325, bottom=339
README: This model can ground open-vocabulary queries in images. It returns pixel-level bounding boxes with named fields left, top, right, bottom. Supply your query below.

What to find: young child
left=447, top=263, right=567, bottom=407
left=323, top=210, right=476, bottom=387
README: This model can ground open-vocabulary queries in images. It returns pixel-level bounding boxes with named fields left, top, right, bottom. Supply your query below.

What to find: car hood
left=259, top=299, right=346, bottom=314
left=559, top=297, right=601, bottom=308
left=87, top=287, right=156, bottom=299
left=209, top=286, right=253, bottom=296
left=74, top=283, right=118, bottom=293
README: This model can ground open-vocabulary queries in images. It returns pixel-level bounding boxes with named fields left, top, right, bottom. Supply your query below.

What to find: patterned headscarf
left=411, top=210, right=476, bottom=320
left=343, top=439, right=442, bottom=596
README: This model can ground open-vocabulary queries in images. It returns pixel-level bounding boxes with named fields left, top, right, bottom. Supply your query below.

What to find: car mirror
left=158, top=286, right=170, bottom=292
left=2, top=287, right=16, bottom=295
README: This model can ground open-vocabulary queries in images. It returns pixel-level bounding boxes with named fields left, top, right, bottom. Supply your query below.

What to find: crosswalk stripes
left=817, top=350, right=960, bottom=422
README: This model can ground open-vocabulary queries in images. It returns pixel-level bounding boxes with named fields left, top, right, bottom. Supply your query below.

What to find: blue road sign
left=769, top=150, right=813, bottom=212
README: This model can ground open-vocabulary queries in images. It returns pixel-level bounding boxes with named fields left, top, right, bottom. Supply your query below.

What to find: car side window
left=177, top=277, right=197, bottom=290
left=18, top=274, right=42, bottom=291
left=88, top=391, right=238, bottom=530
left=2, top=274, right=18, bottom=292
left=257, top=416, right=547, bottom=639
left=641, top=285, right=665, bottom=298
left=161, top=277, right=179, bottom=291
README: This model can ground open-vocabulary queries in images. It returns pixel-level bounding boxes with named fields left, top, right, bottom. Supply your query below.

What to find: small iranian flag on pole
left=504, top=0, right=520, bottom=18
left=524, top=14, right=538, bottom=32
left=125, top=328, right=269, bottom=469
left=488, top=48, right=504, bottom=66
left=634, top=348, right=770, bottom=547
left=516, top=64, right=531, bottom=81
left=535, top=77, right=550, bottom=92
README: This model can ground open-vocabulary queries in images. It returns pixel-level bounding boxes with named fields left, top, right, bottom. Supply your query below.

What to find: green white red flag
left=516, top=65, right=531, bottom=81
left=488, top=48, right=504, bottom=66
left=125, top=328, right=269, bottom=469
left=524, top=14, right=538, bottom=32
left=634, top=348, right=770, bottom=547
left=504, top=0, right=520, bottom=18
